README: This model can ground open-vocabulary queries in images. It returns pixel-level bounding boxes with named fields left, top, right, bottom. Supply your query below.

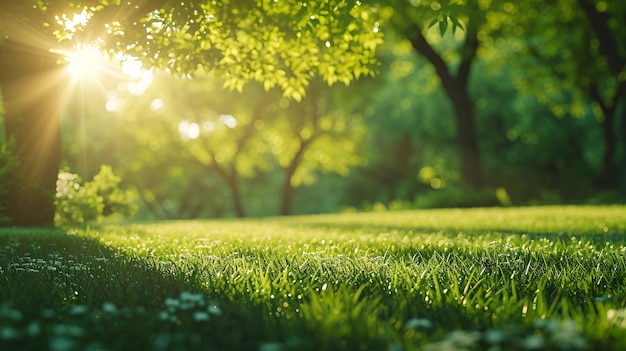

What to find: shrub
left=413, top=187, right=502, bottom=209
left=55, top=165, right=136, bottom=225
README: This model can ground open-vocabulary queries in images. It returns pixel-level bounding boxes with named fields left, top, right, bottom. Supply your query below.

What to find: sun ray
left=1, top=5, right=157, bottom=184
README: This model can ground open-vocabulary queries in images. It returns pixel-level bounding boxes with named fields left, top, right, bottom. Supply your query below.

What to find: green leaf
left=428, top=17, right=439, bottom=29
left=449, top=15, right=465, bottom=32
left=438, top=17, right=448, bottom=35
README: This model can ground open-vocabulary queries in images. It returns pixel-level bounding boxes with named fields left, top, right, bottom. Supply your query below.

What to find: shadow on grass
left=2, top=224, right=625, bottom=351
left=0, top=227, right=304, bottom=351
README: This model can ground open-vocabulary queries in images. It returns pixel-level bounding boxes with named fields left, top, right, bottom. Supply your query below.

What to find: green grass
left=1, top=205, right=625, bottom=350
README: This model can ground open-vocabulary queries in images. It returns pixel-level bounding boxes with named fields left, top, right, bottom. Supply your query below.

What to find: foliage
left=55, top=171, right=102, bottom=225
left=100, top=70, right=366, bottom=217
left=54, top=165, right=135, bottom=225
left=0, top=99, right=19, bottom=224
left=0, top=138, right=19, bottom=224
left=1, top=206, right=626, bottom=350
left=412, top=187, right=501, bottom=209
left=4, top=0, right=385, bottom=101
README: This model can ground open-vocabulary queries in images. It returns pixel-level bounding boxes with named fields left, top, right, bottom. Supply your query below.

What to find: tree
left=507, top=0, right=626, bottom=195
left=380, top=1, right=489, bottom=189
left=0, top=38, right=64, bottom=226
left=106, top=71, right=363, bottom=217
left=0, top=0, right=383, bottom=226
left=268, top=79, right=365, bottom=215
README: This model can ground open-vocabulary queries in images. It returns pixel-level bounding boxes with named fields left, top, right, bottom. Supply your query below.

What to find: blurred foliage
left=0, top=138, right=19, bottom=224
left=54, top=165, right=136, bottom=225
left=3, top=0, right=619, bottom=220
left=0, top=0, right=384, bottom=101
left=59, top=25, right=623, bottom=218
left=88, top=68, right=365, bottom=218
left=0, top=99, right=18, bottom=224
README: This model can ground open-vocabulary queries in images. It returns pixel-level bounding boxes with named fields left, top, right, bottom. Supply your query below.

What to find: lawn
left=1, top=205, right=625, bottom=350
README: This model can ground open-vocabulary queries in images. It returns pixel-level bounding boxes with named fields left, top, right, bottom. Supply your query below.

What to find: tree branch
left=403, top=24, right=452, bottom=87
left=576, top=0, right=625, bottom=76
left=457, top=24, right=478, bottom=86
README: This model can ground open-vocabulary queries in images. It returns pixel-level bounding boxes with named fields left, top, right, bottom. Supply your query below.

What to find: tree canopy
left=1, top=0, right=626, bottom=226
left=2, top=0, right=384, bottom=99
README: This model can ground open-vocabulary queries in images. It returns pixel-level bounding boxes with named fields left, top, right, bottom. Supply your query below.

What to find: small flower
left=207, top=304, right=222, bottom=316
left=27, top=321, right=41, bottom=337
left=0, top=305, right=22, bottom=321
left=49, top=336, right=76, bottom=351
left=165, top=298, right=180, bottom=309
left=180, top=292, right=203, bottom=303
left=53, top=324, right=84, bottom=338
left=404, top=318, right=433, bottom=330
left=193, top=311, right=210, bottom=322
left=523, top=334, right=545, bottom=350
left=102, top=302, right=118, bottom=314
left=69, top=305, right=89, bottom=315
left=446, top=330, right=481, bottom=348
left=484, top=329, right=506, bottom=345
left=551, top=320, right=586, bottom=350
left=423, top=340, right=456, bottom=351
left=0, top=327, right=18, bottom=340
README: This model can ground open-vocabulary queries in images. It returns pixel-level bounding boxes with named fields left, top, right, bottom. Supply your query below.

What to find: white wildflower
left=27, top=321, right=41, bottom=337
left=193, top=311, right=210, bottom=321
left=404, top=318, right=433, bottom=330
left=523, top=334, right=545, bottom=350
left=69, top=305, right=89, bottom=315
left=447, top=330, right=481, bottom=348
left=484, top=329, right=506, bottom=344
left=49, top=336, right=76, bottom=351
left=208, top=303, right=222, bottom=316
left=102, top=302, right=118, bottom=314
left=0, top=327, right=18, bottom=340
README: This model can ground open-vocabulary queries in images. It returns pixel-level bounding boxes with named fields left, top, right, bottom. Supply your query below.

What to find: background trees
left=1, top=0, right=624, bottom=225
left=0, top=0, right=383, bottom=225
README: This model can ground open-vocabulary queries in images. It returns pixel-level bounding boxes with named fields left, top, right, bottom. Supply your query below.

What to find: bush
left=413, top=187, right=502, bottom=209
left=55, top=165, right=136, bottom=225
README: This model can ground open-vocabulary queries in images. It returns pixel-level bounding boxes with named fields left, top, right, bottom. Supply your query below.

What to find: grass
left=1, top=205, right=625, bottom=350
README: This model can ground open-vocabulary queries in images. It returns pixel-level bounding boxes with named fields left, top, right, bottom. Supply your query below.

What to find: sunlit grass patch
left=1, top=206, right=625, bottom=350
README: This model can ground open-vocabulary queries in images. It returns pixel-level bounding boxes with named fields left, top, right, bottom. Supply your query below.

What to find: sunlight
left=56, top=9, right=90, bottom=35
left=179, top=120, right=201, bottom=140
left=219, top=114, right=238, bottom=128
left=120, top=56, right=154, bottom=95
left=150, top=98, right=164, bottom=111
left=64, top=44, right=105, bottom=81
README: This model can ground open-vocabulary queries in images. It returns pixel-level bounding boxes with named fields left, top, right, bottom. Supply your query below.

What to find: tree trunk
left=617, top=98, right=626, bottom=199
left=228, top=176, right=246, bottom=218
left=280, top=178, right=295, bottom=216
left=596, top=104, right=617, bottom=189
left=404, top=24, right=485, bottom=189
left=0, top=40, right=63, bottom=227
left=450, top=86, right=484, bottom=189
left=280, top=138, right=312, bottom=216
left=577, top=0, right=626, bottom=195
